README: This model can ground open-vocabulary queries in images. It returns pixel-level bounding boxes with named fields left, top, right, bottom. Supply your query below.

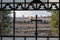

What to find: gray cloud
left=1, top=0, right=47, bottom=2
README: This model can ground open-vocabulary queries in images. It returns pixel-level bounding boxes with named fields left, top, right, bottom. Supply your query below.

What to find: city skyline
left=10, top=11, right=52, bottom=17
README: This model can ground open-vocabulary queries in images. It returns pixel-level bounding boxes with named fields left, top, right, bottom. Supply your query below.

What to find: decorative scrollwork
left=50, top=3, right=59, bottom=9
left=0, top=2, right=59, bottom=10
left=3, top=3, right=12, bottom=9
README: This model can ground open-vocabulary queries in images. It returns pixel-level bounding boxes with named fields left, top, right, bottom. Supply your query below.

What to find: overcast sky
left=10, top=11, right=52, bottom=17
left=0, top=0, right=59, bottom=2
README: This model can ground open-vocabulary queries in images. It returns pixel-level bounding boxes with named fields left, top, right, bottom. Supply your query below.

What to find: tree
left=0, top=11, right=11, bottom=36
left=49, top=10, right=59, bottom=36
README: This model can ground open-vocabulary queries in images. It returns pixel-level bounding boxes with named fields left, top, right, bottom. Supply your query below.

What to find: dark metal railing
left=0, top=0, right=59, bottom=40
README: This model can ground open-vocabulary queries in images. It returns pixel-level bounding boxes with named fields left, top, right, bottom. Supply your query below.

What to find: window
left=0, top=0, right=59, bottom=40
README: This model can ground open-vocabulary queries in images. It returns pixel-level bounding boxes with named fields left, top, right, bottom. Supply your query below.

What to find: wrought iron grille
left=0, top=0, right=60, bottom=40
left=0, top=0, right=59, bottom=10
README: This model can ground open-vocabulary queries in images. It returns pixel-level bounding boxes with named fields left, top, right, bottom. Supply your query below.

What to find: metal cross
left=31, top=15, right=42, bottom=40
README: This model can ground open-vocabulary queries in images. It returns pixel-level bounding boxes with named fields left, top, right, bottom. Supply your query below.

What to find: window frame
left=0, top=0, right=59, bottom=40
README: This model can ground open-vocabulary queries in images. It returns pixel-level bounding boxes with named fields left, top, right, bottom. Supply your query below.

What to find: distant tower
left=40, top=15, right=42, bottom=17
left=22, top=15, right=24, bottom=18
left=22, top=15, right=25, bottom=22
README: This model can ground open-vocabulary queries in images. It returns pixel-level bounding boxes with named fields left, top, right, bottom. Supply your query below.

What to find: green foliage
left=49, top=10, right=59, bottom=35
left=0, top=11, right=11, bottom=35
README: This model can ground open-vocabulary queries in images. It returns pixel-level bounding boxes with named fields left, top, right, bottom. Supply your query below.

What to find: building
left=15, top=16, right=51, bottom=22
left=13, top=16, right=54, bottom=36
left=10, top=16, right=58, bottom=36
